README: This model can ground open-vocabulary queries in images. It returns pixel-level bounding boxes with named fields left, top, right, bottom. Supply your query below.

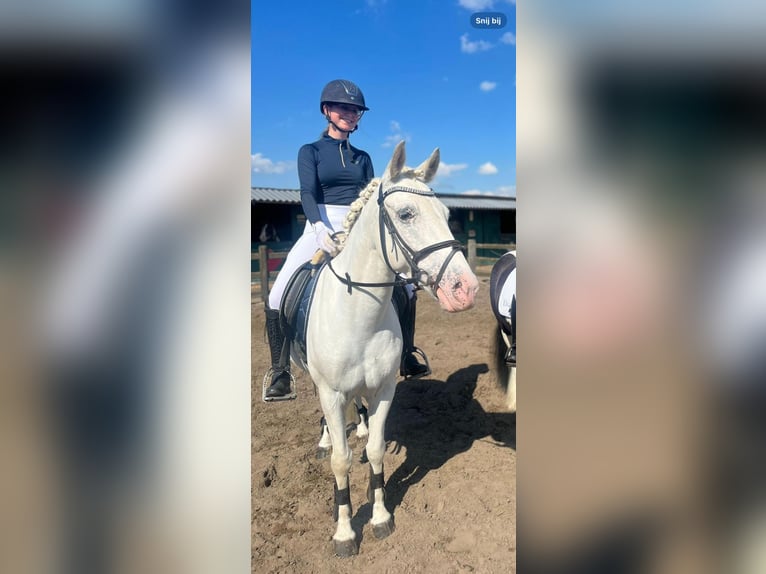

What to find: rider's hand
left=313, top=221, right=339, bottom=256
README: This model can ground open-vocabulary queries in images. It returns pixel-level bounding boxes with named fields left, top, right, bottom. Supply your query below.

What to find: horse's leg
left=364, top=385, right=396, bottom=539
left=507, top=365, right=517, bottom=413
left=355, top=397, right=369, bottom=439
left=316, top=416, right=332, bottom=459
left=501, top=330, right=517, bottom=413
left=317, top=390, right=357, bottom=557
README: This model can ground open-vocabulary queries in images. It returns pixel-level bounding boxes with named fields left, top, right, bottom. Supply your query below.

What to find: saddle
left=278, top=259, right=325, bottom=368
left=490, top=252, right=516, bottom=336
left=490, top=252, right=516, bottom=366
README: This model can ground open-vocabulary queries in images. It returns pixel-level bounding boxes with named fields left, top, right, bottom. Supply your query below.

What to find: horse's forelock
left=396, top=167, right=421, bottom=181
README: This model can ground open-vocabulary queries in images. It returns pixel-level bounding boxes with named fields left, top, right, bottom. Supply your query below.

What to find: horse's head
left=377, top=141, right=478, bottom=312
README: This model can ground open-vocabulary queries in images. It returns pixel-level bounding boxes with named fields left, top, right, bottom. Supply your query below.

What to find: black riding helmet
left=319, top=79, right=369, bottom=113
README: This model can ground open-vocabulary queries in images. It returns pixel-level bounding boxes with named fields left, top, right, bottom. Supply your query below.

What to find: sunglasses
left=329, top=104, right=364, bottom=118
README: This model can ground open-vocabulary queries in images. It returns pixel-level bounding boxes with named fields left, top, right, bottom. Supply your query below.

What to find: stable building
left=251, top=186, right=516, bottom=252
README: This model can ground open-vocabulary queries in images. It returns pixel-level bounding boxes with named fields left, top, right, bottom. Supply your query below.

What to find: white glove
left=313, top=221, right=339, bottom=256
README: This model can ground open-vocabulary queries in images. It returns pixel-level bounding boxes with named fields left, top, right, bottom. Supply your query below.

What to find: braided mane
left=312, top=178, right=380, bottom=262
left=341, top=177, right=381, bottom=237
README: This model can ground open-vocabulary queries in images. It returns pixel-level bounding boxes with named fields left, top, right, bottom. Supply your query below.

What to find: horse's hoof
left=333, top=538, right=358, bottom=557
left=316, top=447, right=330, bottom=460
left=371, top=517, right=395, bottom=539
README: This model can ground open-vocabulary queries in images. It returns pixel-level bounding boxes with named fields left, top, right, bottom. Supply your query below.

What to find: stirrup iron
left=262, top=368, right=297, bottom=402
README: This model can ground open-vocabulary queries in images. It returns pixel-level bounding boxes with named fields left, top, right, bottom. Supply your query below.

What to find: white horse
left=490, top=250, right=516, bottom=412
left=302, top=141, right=479, bottom=556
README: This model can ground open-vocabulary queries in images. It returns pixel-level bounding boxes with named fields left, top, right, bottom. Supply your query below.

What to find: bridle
left=327, top=182, right=463, bottom=294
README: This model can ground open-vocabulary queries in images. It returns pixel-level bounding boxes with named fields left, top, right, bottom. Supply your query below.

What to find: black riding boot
left=394, top=287, right=431, bottom=379
left=265, top=308, right=292, bottom=398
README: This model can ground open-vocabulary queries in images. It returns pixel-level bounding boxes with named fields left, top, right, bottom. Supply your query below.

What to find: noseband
left=326, top=182, right=463, bottom=294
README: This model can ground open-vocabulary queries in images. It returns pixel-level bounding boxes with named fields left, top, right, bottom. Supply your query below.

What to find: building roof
left=438, top=195, right=516, bottom=210
left=250, top=187, right=301, bottom=204
left=251, top=187, right=516, bottom=211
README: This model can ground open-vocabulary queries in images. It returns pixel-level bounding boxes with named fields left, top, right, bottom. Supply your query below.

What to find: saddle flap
left=490, top=252, right=516, bottom=336
left=279, top=261, right=324, bottom=366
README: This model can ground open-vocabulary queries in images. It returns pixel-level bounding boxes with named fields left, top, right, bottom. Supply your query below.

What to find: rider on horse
left=262, top=80, right=431, bottom=400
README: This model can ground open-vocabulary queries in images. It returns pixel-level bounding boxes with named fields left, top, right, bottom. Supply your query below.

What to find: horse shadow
left=380, top=363, right=516, bottom=513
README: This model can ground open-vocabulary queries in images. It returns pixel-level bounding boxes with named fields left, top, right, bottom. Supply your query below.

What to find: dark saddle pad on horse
left=490, top=252, right=516, bottom=336
left=279, top=262, right=325, bottom=367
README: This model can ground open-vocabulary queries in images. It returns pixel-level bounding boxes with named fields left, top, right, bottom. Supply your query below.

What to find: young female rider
left=263, top=79, right=430, bottom=399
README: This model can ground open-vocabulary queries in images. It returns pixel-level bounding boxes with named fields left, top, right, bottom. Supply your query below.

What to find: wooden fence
left=252, top=240, right=515, bottom=302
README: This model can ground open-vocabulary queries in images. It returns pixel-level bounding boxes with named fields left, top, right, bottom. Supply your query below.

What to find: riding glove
left=313, top=221, right=340, bottom=256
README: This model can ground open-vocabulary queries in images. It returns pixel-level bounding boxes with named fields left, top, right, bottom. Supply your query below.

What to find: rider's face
left=326, top=103, right=363, bottom=128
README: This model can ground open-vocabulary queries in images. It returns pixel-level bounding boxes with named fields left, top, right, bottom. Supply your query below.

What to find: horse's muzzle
left=435, top=269, right=479, bottom=312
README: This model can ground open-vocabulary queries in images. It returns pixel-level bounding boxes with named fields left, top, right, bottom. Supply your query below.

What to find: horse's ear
left=384, top=140, right=407, bottom=180
left=414, top=148, right=440, bottom=183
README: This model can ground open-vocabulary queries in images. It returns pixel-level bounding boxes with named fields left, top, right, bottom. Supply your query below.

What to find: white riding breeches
left=268, top=205, right=349, bottom=310
left=498, top=267, right=516, bottom=319
left=267, top=204, right=417, bottom=310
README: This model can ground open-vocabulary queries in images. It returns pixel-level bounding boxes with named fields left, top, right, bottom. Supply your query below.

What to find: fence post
left=258, top=244, right=269, bottom=303
left=467, top=230, right=477, bottom=272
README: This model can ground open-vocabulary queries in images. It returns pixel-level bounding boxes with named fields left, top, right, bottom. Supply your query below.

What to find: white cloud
left=437, top=162, right=469, bottom=177
left=479, top=81, right=497, bottom=92
left=382, top=120, right=410, bottom=148
left=458, top=0, right=495, bottom=9
left=251, top=153, right=293, bottom=174
left=384, top=134, right=407, bottom=147
left=460, top=34, right=493, bottom=54
left=500, top=32, right=516, bottom=45
left=478, top=162, right=499, bottom=175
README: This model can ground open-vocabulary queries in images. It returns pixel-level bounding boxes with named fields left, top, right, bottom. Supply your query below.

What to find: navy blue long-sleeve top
left=297, top=134, right=374, bottom=224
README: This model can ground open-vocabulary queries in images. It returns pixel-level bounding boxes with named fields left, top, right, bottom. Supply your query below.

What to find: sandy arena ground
left=252, top=276, right=516, bottom=573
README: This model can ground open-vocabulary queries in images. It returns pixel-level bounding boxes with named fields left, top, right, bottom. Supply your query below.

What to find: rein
left=326, top=182, right=463, bottom=294
left=326, top=259, right=416, bottom=295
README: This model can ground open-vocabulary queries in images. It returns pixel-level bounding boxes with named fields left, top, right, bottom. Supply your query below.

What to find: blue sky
left=251, top=0, right=516, bottom=197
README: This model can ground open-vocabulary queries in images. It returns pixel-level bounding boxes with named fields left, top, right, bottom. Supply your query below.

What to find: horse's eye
left=398, top=208, right=415, bottom=222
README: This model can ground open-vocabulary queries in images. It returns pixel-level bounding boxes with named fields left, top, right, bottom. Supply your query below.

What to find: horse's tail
left=491, top=323, right=510, bottom=395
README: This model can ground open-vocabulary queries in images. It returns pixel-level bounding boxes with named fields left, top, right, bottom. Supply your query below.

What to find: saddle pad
left=279, top=262, right=324, bottom=367
left=490, top=252, right=516, bottom=335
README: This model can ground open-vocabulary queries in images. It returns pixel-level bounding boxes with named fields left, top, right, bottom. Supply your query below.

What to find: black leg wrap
left=367, top=467, right=385, bottom=505
left=369, top=471, right=385, bottom=490
left=335, top=484, right=351, bottom=506
left=333, top=484, right=352, bottom=522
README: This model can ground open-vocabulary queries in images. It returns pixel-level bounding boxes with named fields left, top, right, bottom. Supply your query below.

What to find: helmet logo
left=340, top=81, right=359, bottom=97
